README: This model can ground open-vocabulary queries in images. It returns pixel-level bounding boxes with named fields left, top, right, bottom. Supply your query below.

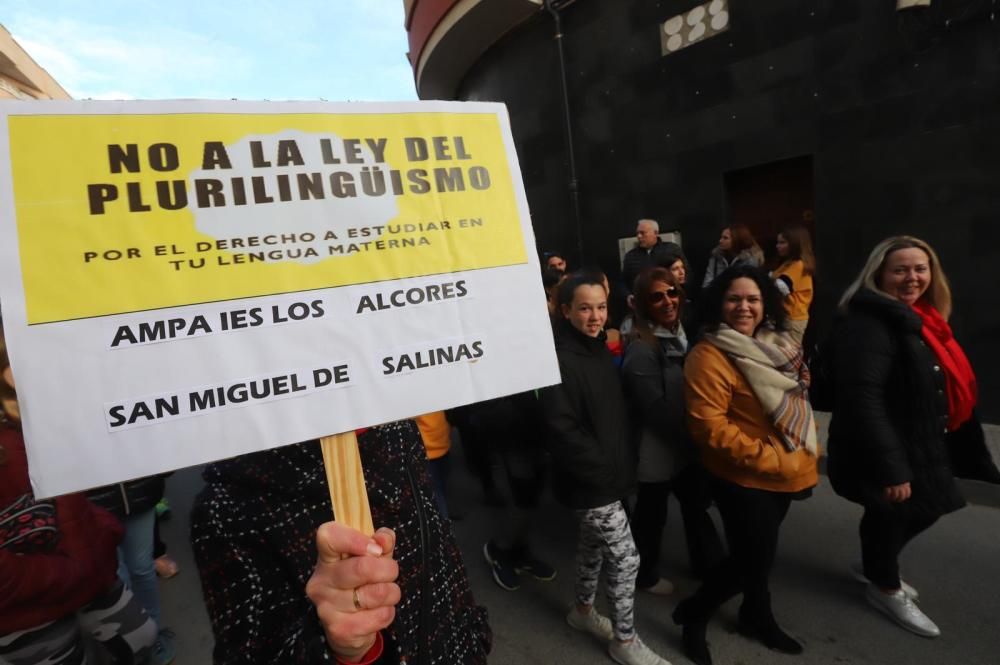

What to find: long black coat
left=540, top=321, right=636, bottom=509
left=827, top=289, right=964, bottom=518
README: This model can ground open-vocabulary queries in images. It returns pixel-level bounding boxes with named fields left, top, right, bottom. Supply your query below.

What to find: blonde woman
left=828, top=236, right=997, bottom=638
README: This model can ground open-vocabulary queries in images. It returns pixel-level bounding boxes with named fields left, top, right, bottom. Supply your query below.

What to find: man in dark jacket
left=621, top=219, right=682, bottom=293
left=539, top=273, right=670, bottom=665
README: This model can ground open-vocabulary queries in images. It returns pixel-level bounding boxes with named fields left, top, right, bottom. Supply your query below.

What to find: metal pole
left=544, top=0, right=585, bottom=263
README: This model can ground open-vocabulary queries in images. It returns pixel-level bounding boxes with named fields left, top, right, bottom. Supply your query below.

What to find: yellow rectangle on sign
left=8, top=111, right=527, bottom=324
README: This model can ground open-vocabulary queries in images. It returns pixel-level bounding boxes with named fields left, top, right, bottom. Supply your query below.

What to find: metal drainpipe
left=543, top=0, right=586, bottom=264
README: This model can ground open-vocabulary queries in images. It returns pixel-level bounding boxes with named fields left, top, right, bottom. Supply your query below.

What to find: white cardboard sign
left=0, top=100, right=559, bottom=497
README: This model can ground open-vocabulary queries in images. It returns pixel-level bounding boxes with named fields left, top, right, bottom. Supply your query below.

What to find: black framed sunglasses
left=648, top=288, right=680, bottom=303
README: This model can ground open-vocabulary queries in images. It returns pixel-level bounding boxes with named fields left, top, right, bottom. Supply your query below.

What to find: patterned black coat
left=827, top=289, right=964, bottom=518
left=191, top=420, right=490, bottom=665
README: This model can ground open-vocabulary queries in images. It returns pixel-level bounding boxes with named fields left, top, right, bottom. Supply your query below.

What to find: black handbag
left=806, top=337, right=835, bottom=412
left=947, top=410, right=1000, bottom=484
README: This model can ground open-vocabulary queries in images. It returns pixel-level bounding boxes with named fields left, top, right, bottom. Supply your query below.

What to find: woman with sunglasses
left=622, top=268, right=723, bottom=597
left=672, top=265, right=818, bottom=665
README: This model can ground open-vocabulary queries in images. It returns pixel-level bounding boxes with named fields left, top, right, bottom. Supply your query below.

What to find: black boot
left=673, top=600, right=713, bottom=665
left=738, top=604, right=803, bottom=654
left=681, top=622, right=712, bottom=665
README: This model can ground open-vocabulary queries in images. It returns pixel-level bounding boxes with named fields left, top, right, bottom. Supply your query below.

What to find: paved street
left=158, top=427, right=1000, bottom=665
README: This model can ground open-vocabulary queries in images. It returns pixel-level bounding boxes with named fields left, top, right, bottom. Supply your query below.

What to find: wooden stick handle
left=320, top=432, right=374, bottom=537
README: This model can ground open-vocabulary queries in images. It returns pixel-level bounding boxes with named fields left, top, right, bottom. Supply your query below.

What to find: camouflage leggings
left=574, top=501, right=640, bottom=641
left=0, top=580, right=156, bottom=665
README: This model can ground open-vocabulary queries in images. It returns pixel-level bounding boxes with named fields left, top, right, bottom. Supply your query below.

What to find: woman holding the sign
left=192, top=420, right=491, bottom=665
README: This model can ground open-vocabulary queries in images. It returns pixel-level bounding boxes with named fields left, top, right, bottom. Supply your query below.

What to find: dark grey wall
left=458, top=0, right=1000, bottom=420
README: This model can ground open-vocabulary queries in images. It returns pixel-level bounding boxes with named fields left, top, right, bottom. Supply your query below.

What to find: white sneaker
left=851, top=562, right=920, bottom=601
left=566, top=606, right=614, bottom=642
left=865, top=585, right=940, bottom=637
left=609, top=636, right=672, bottom=665
left=639, top=578, right=675, bottom=596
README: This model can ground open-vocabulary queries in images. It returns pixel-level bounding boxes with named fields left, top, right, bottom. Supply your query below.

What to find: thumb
left=315, top=521, right=383, bottom=564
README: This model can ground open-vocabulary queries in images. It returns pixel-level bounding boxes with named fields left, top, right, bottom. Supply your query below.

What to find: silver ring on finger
left=352, top=587, right=363, bottom=611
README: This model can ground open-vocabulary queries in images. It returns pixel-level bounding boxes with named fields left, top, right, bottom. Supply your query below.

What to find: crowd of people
left=1, top=222, right=998, bottom=665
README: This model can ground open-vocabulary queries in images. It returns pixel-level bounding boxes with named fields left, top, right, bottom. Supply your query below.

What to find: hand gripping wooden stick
left=320, top=432, right=374, bottom=537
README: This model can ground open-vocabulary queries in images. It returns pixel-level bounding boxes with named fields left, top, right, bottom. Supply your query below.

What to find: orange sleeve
left=774, top=260, right=812, bottom=320
left=415, top=412, right=451, bottom=460
left=684, top=345, right=781, bottom=475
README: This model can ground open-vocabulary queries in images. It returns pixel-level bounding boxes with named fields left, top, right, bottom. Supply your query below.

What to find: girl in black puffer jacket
left=539, top=273, right=670, bottom=665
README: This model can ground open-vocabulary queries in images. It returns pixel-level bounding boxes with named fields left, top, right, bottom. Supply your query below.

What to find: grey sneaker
left=566, top=606, right=614, bottom=642
left=851, top=562, right=919, bottom=601
left=865, top=585, right=940, bottom=637
left=609, top=636, right=673, bottom=665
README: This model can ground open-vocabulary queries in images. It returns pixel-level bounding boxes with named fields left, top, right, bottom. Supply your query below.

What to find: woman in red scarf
left=828, top=236, right=999, bottom=640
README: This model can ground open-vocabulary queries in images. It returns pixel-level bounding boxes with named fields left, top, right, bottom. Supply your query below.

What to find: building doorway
left=723, top=155, right=815, bottom=266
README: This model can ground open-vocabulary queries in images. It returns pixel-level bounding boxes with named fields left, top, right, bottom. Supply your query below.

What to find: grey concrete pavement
left=157, top=442, right=1000, bottom=665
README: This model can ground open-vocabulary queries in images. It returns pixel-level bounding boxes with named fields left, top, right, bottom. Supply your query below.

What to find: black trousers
left=859, top=500, right=938, bottom=590
left=681, top=478, right=792, bottom=623
left=631, top=466, right=725, bottom=587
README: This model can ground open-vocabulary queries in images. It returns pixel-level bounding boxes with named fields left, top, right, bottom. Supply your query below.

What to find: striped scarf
left=703, top=325, right=818, bottom=456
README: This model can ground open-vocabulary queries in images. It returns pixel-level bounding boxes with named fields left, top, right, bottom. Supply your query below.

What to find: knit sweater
left=0, top=424, right=122, bottom=633
left=191, top=420, right=490, bottom=665
left=684, top=342, right=818, bottom=493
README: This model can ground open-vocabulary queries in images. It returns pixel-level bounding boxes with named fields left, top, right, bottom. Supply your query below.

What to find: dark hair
left=578, top=265, right=606, bottom=279
left=699, top=265, right=786, bottom=333
left=728, top=224, right=758, bottom=255
left=542, top=266, right=565, bottom=291
left=557, top=271, right=607, bottom=309
left=542, top=250, right=566, bottom=265
left=778, top=226, right=816, bottom=275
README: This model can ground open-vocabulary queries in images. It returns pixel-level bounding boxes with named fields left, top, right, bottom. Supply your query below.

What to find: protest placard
left=0, top=100, right=559, bottom=498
